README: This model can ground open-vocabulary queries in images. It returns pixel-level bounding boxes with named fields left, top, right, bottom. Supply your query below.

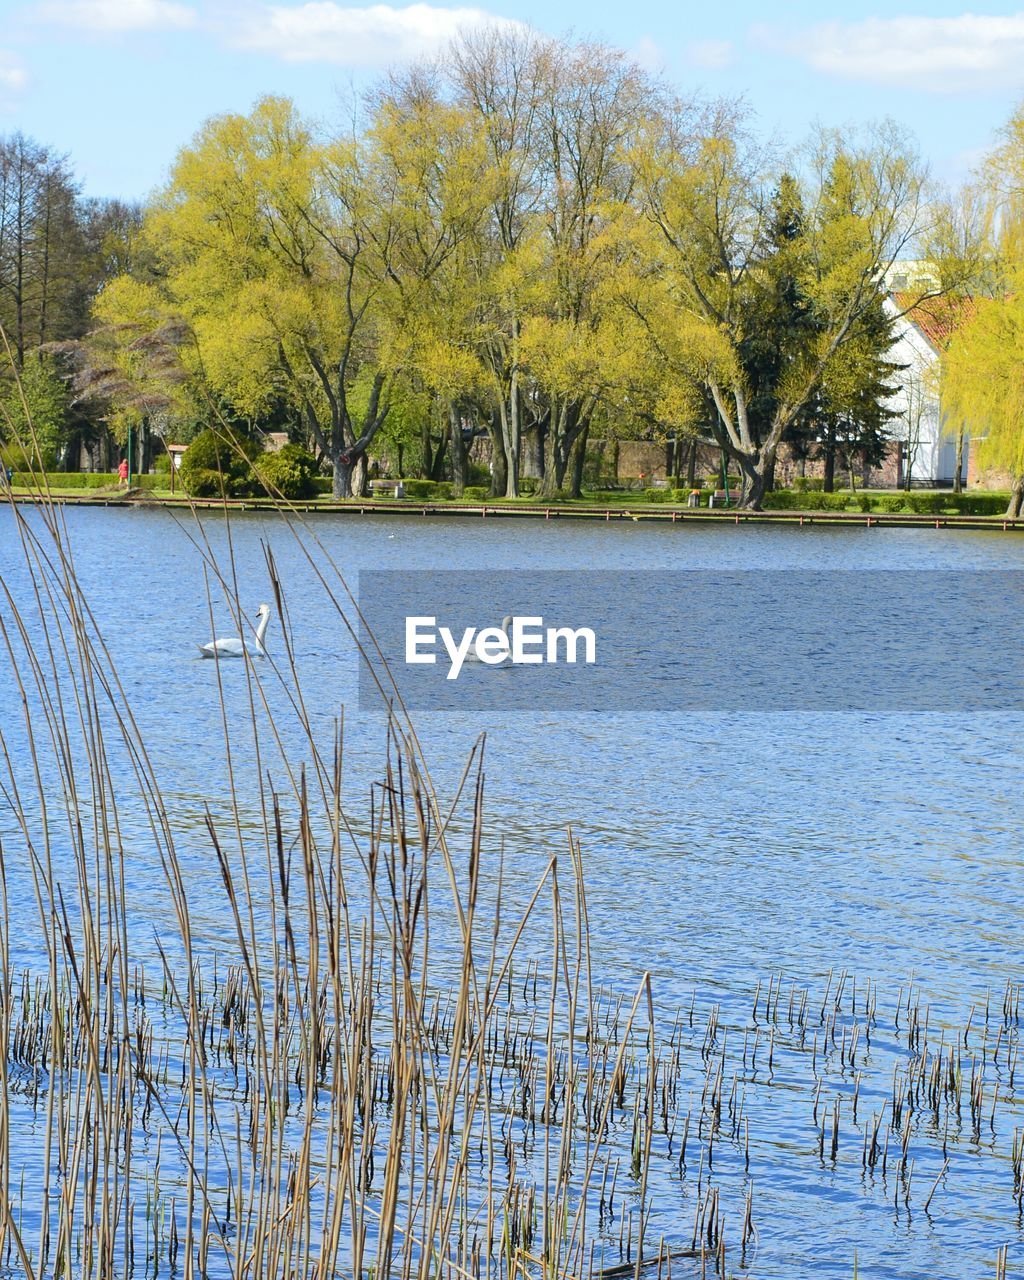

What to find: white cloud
left=36, top=0, right=198, bottom=32
left=631, top=35, right=665, bottom=75
left=685, top=38, right=734, bottom=71
left=754, top=12, right=1024, bottom=91
left=0, top=54, right=29, bottom=94
left=230, top=1, right=522, bottom=66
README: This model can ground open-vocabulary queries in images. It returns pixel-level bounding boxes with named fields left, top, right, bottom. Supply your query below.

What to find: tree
left=365, top=68, right=493, bottom=493
left=0, top=133, right=83, bottom=363
left=940, top=103, right=1024, bottom=517
left=632, top=111, right=934, bottom=507
left=944, top=287, right=1024, bottom=516
left=446, top=28, right=552, bottom=498
left=115, top=97, right=398, bottom=497
left=0, top=353, right=70, bottom=467
left=65, top=274, right=204, bottom=474
left=524, top=42, right=649, bottom=498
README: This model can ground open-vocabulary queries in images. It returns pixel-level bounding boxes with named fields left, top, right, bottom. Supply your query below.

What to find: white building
left=882, top=269, right=968, bottom=487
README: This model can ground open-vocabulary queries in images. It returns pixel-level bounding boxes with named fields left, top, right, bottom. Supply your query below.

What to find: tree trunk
left=540, top=403, right=565, bottom=499
left=429, top=416, right=449, bottom=482
left=1007, top=472, right=1024, bottom=519
left=504, top=368, right=521, bottom=498
left=332, top=458, right=352, bottom=498
left=823, top=446, right=835, bottom=493
left=541, top=401, right=583, bottom=499
left=739, top=462, right=768, bottom=509
left=449, top=403, right=467, bottom=497
left=523, top=421, right=545, bottom=480
left=420, top=418, right=433, bottom=479
left=954, top=428, right=965, bottom=494
left=686, top=440, right=697, bottom=488
left=568, top=423, right=589, bottom=499
left=356, top=454, right=370, bottom=497
left=485, top=412, right=507, bottom=498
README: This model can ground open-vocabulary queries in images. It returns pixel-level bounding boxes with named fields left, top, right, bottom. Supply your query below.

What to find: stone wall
left=966, top=448, right=1013, bottom=490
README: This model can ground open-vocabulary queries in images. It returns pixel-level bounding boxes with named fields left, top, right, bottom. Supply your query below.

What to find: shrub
left=10, top=471, right=166, bottom=491
left=401, top=478, right=454, bottom=500
left=952, top=492, right=1010, bottom=515
left=762, top=490, right=854, bottom=511
left=462, top=485, right=489, bottom=501
left=905, top=492, right=946, bottom=515
left=400, top=478, right=436, bottom=500
left=254, top=444, right=318, bottom=499
left=153, top=453, right=172, bottom=473
left=874, top=493, right=908, bottom=513
left=179, top=429, right=262, bottom=498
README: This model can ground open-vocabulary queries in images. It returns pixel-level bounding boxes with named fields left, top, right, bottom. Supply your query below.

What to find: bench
left=369, top=479, right=405, bottom=498
left=708, top=489, right=731, bottom=508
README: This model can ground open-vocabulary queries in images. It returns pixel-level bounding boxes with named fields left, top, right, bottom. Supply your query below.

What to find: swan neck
left=255, top=610, right=270, bottom=644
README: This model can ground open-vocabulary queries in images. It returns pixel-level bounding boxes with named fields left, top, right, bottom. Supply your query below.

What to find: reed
left=3, top=347, right=1024, bottom=1278
left=0, top=354, right=685, bottom=1280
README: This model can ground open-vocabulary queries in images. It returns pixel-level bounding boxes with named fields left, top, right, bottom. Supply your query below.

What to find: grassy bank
left=5, top=471, right=1014, bottom=515
left=5, top=476, right=1021, bottom=529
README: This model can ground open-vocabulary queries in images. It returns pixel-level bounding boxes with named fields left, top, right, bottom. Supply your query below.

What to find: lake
left=2, top=505, right=1023, bottom=1279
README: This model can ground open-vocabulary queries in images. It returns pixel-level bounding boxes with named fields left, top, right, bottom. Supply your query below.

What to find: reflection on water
left=2, top=507, right=1024, bottom=1278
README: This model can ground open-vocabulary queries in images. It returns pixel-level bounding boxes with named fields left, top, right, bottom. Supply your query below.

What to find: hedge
left=764, top=489, right=1012, bottom=515
left=11, top=471, right=166, bottom=491
left=400, top=479, right=454, bottom=500
left=762, top=490, right=855, bottom=511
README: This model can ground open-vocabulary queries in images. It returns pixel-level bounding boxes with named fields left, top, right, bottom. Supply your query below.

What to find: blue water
left=2, top=505, right=1023, bottom=1278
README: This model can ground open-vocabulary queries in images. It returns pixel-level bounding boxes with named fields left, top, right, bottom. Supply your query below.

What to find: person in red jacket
left=118, top=458, right=129, bottom=485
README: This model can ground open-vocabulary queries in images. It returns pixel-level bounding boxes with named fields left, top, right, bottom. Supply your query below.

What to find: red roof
left=892, top=291, right=976, bottom=351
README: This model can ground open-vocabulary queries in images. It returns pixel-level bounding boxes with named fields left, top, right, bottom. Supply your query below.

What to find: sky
left=1, top=0, right=1023, bottom=200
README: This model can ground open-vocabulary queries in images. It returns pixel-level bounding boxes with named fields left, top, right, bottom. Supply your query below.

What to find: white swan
left=198, top=603, right=271, bottom=659
left=464, top=615, right=513, bottom=665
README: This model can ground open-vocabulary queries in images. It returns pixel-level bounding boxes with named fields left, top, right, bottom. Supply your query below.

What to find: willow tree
left=940, top=103, right=1024, bottom=517
left=525, top=41, right=650, bottom=498
left=943, top=286, right=1024, bottom=515
left=445, top=27, right=553, bottom=497
left=368, top=70, right=494, bottom=493
left=110, top=97, right=395, bottom=497
left=632, top=111, right=934, bottom=507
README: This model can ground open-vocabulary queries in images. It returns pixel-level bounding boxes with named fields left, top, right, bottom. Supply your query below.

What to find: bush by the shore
left=179, top=428, right=264, bottom=497
left=253, top=444, right=319, bottom=499
left=8, top=470, right=166, bottom=491
left=763, top=489, right=1010, bottom=516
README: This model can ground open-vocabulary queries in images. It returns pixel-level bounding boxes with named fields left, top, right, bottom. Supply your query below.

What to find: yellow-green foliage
left=944, top=284, right=1024, bottom=477
left=179, top=428, right=263, bottom=498
left=941, top=101, right=1024, bottom=482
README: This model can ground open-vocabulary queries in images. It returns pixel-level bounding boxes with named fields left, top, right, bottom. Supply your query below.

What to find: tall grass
left=0, top=348, right=671, bottom=1280
left=4, top=348, right=1024, bottom=1280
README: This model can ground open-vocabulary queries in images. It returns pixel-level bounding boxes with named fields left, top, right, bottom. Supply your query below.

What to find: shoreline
left=5, top=489, right=1023, bottom=531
